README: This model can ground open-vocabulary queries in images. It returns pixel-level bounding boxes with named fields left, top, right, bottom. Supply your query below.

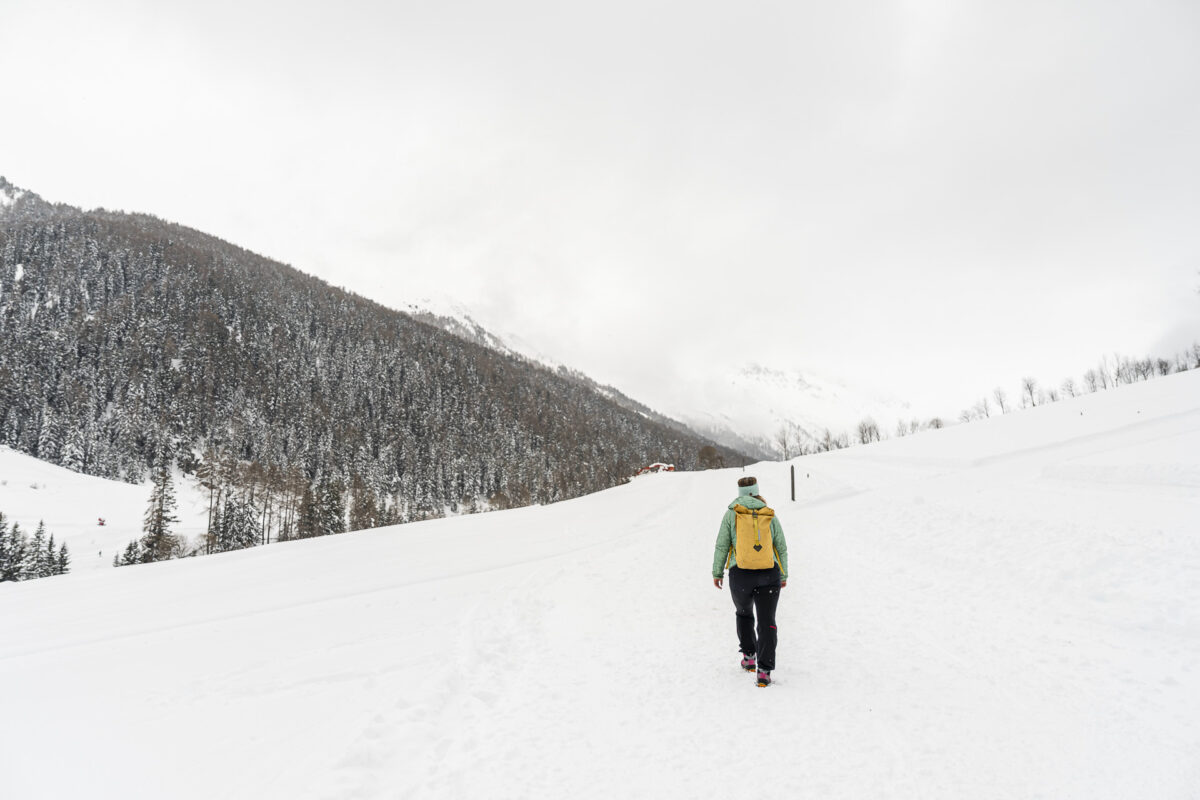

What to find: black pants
left=729, top=565, right=782, bottom=671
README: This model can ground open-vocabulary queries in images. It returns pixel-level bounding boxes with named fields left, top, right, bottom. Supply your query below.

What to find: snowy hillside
left=2, top=371, right=1199, bottom=799
left=0, top=446, right=210, bottom=571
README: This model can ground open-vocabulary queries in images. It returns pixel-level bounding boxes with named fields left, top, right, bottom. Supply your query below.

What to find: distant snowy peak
left=674, top=363, right=915, bottom=458
left=737, top=363, right=909, bottom=411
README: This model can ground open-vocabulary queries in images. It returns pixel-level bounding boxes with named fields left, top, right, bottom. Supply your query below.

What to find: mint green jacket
left=712, top=491, right=788, bottom=579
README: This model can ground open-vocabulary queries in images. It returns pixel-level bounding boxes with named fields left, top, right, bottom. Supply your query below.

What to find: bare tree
left=856, top=418, right=881, bottom=445
left=1083, top=369, right=1100, bottom=393
left=927, top=417, right=945, bottom=430
left=1114, top=355, right=1136, bottom=385
left=1021, top=377, right=1039, bottom=408
left=1098, top=355, right=1114, bottom=388
left=1156, top=358, right=1172, bottom=376
left=992, top=387, right=1008, bottom=414
left=895, top=419, right=909, bottom=438
left=1060, top=377, right=1077, bottom=398
left=774, top=425, right=795, bottom=460
left=976, top=397, right=991, bottom=418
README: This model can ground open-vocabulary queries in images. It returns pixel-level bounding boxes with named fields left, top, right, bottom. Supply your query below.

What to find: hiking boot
left=756, top=669, right=772, bottom=687
left=740, top=653, right=756, bottom=672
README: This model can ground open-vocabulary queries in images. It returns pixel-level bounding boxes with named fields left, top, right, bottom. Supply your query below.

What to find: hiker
left=712, top=475, right=788, bottom=687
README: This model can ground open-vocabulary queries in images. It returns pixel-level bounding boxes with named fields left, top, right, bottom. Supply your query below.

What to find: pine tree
left=140, top=444, right=180, bottom=562
left=320, top=478, right=346, bottom=536
left=57, top=542, right=70, bottom=575
left=36, top=405, right=62, bottom=462
left=0, top=512, right=10, bottom=581
left=296, top=485, right=320, bottom=538
left=349, top=475, right=380, bottom=532
left=216, top=496, right=259, bottom=552
left=59, top=426, right=86, bottom=472
left=5, top=522, right=25, bottom=581
left=114, top=539, right=141, bottom=567
left=44, top=533, right=57, bottom=577
left=23, top=521, right=47, bottom=580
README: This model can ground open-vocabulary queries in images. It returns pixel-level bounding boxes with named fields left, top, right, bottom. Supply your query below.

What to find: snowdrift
left=2, top=371, right=1199, bottom=799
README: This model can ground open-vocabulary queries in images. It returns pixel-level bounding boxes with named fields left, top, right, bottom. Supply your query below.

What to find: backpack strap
left=725, top=509, right=736, bottom=568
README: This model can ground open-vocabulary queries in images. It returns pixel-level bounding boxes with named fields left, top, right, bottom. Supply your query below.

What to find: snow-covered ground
left=2, top=371, right=1198, bottom=799
left=0, top=448, right=210, bottom=571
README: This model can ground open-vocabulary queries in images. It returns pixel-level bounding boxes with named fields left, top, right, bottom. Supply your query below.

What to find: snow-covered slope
left=0, top=446, right=210, bottom=571
left=2, top=371, right=1199, bottom=799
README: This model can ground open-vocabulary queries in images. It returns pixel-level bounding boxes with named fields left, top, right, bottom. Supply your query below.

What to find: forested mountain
left=410, top=302, right=713, bottom=443
left=0, top=177, right=742, bottom=543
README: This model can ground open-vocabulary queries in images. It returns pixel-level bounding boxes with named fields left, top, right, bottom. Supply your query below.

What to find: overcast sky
left=3, top=0, right=1198, bottom=416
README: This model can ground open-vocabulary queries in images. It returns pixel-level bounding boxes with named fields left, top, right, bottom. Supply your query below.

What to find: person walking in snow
left=712, top=475, right=788, bottom=687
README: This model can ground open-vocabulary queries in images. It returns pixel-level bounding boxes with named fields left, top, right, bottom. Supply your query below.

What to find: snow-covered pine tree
left=59, top=426, right=86, bottom=472
left=140, top=443, right=180, bottom=562
left=7, top=522, right=26, bottom=580
left=36, top=405, right=62, bottom=463
left=44, top=532, right=57, bottom=578
left=57, top=541, right=70, bottom=575
left=296, top=485, right=320, bottom=539
left=0, top=512, right=11, bottom=581
left=215, top=495, right=258, bottom=552
left=23, top=521, right=47, bottom=580
left=349, top=474, right=380, bottom=532
left=114, top=539, right=141, bottom=567
left=319, top=478, right=346, bottom=536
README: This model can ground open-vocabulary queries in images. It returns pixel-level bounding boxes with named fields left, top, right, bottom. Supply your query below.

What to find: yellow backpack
left=728, top=504, right=777, bottom=570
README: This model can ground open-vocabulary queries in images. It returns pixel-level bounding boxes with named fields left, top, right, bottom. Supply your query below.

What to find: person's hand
left=713, top=577, right=723, bottom=589
left=781, top=580, right=788, bottom=588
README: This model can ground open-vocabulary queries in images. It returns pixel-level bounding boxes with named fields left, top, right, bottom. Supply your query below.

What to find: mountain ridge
left=0, top=177, right=746, bottom=540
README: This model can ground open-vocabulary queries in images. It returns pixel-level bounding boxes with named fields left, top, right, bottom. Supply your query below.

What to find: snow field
left=2, top=370, right=1199, bottom=798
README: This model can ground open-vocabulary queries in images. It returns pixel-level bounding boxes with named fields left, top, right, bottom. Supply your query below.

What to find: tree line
left=0, top=512, right=70, bottom=581
left=766, top=343, right=1200, bottom=460
left=957, top=346, right=1200, bottom=423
